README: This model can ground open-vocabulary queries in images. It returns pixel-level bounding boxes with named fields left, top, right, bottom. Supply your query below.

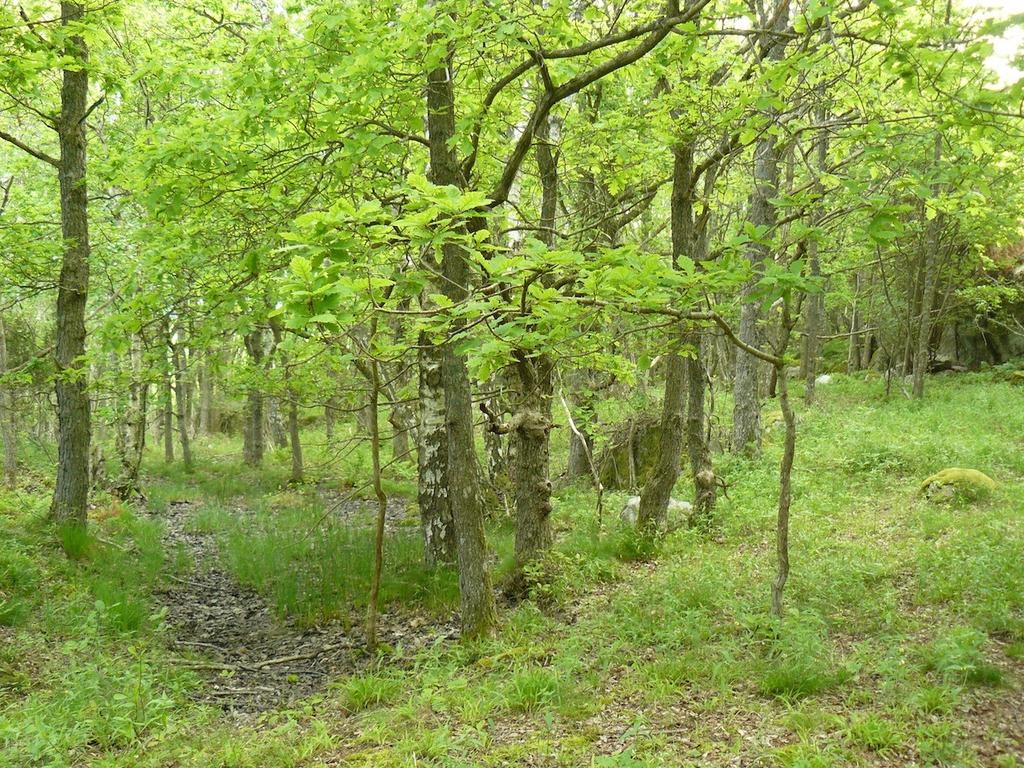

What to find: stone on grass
left=619, top=496, right=693, bottom=527
left=815, top=373, right=833, bottom=385
left=920, top=468, right=996, bottom=501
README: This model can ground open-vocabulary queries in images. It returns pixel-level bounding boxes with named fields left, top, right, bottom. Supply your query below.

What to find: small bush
left=847, top=713, right=902, bottom=754
left=91, top=578, right=149, bottom=634
left=503, top=666, right=562, bottom=713
left=336, top=671, right=402, bottom=713
left=913, top=684, right=959, bottom=715
left=57, top=522, right=91, bottom=560
left=921, top=627, right=1003, bottom=685
left=755, top=614, right=842, bottom=700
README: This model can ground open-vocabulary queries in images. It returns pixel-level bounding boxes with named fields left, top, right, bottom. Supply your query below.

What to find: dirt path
left=154, top=499, right=456, bottom=712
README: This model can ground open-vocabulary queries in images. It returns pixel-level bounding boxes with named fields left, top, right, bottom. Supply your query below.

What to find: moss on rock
left=920, top=468, right=997, bottom=501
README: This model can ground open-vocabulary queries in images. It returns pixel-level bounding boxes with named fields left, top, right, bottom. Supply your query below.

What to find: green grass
left=1, top=373, right=1023, bottom=766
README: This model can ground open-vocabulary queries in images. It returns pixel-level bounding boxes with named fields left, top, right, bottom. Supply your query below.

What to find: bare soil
left=153, top=499, right=456, bottom=713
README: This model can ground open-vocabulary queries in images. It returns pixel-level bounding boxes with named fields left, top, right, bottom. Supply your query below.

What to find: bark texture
left=170, top=324, right=192, bottom=471
left=509, top=114, right=558, bottom=584
left=417, top=341, right=456, bottom=567
left=509, top=356, right=554, bottom=587
left=912, top=134, right=943, bottom=399
left=242, top=328, right=264, bottom=467
left=732, top=0, right=789, bottom=454
left=287, top=371, right=303, bottom=484
left=0, top=315, right=16, bottom=487
left=426, top=40, right=497, bottom=638
left=685, top=334, right=716, bottom=528
left=637, top=141, right=695, bottom=532
left=50, top=1, right=92, bottom=526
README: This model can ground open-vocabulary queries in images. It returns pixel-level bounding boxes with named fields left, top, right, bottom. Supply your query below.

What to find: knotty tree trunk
left=325, top=397, right=336, bottom=440
left=388, top=402, right=412, bottom=463
left=509, top=114, right=558, bottom=585
left=686, top=333, right=716, bottom=529
left=637, top=351, right=686, bottom=533
left=638, top=141, right=695, bottom=532
left=50, top=1, right=92, bottom=526
left=566, top=429, right=593, bottom=483
left=509, top=356, right=554, bottom=590
left=267, top=393, right=289, bottom=450
left=0, top=315, right=16, bottom=487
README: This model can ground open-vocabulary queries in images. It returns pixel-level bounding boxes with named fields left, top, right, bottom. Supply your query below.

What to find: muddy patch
left=153, top=499, right=456, bottom=712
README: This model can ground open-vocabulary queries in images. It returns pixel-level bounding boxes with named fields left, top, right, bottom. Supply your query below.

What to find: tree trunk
left=637, top=351, right=686, bottom=533
left=912, top=133, right=943, bottom=399
left=50, top=0, right=92, bottom=527
left=198, top=353, right=212, bottom=434
left=170, top=324, right=192, bottom=471
left=0, top=315, right=17, bottom=487
left=116, top=334, right=147, bottom=500
left=770, top=298, right=798, bottom=616
left=686, top=333, right=716, bottom=529
left=482, top=386, right=509, bottom=505
left=427, top=39, right=497, bottom=639
left=566, top=428, right=593, bottom=483
left=417, top=341, right=456, bottom=567
left=441, top=338, right=497, bottom=638
left=162, top=343, right=174, bottom=464
left=638, top=141, right=695, bottom=531
left=365, top=356, right=388, bottom=650
left=509, top=112, right=558, bottom=585
left=847, top=271, right=863, bottom=373
left=325, top=397, right=336, bottom=441
left=509, top=356, right=554, bottom=590
left=388, top=403, right=412, bottom=463
left=287, top=368, right=303, bottom=484
left=732, top=0, right=789, bottom=455
left=771, top=352, right=796, bottom=616
left=242, top=329, right=264, bottom=467
left=803, top=102, right=828, bottom=403
left=267, top=394, right=289, bottom=450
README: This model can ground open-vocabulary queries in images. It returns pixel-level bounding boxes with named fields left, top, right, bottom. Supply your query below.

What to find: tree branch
left=0, top=129, right=59, bottom=168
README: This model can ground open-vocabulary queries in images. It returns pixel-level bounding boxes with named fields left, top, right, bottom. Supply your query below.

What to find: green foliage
left=754, top=614, right=844, bottom=700
left=336, top=671, right=404, bottom=713
left=208, top=498, right=458, bottom=625
left=57, top=522, right=91, bottom=560
left=920, top=627, right=1003, bottom=686
left=502, top=665, right=564, bottom=713
left=846, top=712, right=903, bottom=754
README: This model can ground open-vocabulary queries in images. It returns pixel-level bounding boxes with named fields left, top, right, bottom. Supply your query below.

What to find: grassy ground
left=1, top=373, right=1022, bottom=766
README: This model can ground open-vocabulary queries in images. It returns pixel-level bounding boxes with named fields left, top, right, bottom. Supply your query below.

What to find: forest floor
left=1, top=372, right=1023, bottom=767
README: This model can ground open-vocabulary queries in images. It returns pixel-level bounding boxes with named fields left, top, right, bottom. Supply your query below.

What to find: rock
left=619, top=495, right=693, bottom=527
left=597, top=414, right=662, bottom=490
left=815, top=373, right=833, bottom=385
left=620, top=496, right=639, bottom=526
left=928, top=358, right=968, bottom=374
left=920, top=468, right=997, bottom=501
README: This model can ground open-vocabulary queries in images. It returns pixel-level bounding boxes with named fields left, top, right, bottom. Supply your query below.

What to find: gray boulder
left=619, top=495, right=693, bottom=527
